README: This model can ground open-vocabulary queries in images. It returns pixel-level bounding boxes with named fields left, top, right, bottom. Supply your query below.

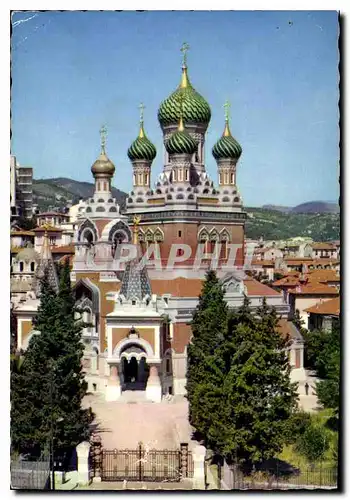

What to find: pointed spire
left=34, top=229, right=59, bottom=295
left=99, top=124, right=107, bottom=154
left=223, top=100, right=232, bottom=137
left=179, top=42, right=190, bottom=89
left=138, top=103, right=145, bottom=139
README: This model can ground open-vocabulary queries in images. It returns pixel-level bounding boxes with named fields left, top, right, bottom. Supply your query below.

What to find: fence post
left=192, top=445, right=206, bottom=490
left=91, top=434, right=102, bottom=483
left=76, top=441, right=91, bottom=486
left=180, top=443, right=188, bottom=479
left=138, top=442, right=143, bottom=482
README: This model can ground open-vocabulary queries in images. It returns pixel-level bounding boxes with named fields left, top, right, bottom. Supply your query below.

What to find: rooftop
left=304, top=296, right=340, bottom=316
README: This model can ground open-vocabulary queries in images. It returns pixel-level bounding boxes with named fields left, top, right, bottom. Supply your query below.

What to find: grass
left=277, top=408, right=338, bottom=472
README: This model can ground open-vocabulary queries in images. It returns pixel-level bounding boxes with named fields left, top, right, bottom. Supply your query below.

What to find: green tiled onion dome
left=158, top=66, right=211, bottom=128
left=165, top=117, right=198, bottom=155
left=127, top=124, right=156, bottom=162
left=212, top=120, right=242, bottom=160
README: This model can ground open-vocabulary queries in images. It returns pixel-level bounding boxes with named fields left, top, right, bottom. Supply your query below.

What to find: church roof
left=120, top=250, right=152, bottom=301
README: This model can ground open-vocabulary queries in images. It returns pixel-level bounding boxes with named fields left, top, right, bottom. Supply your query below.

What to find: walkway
left=83, top=393, right=192, bottom=450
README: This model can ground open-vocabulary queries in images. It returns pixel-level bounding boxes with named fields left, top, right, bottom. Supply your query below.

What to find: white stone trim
left=113, top=336, right=154, bottom=358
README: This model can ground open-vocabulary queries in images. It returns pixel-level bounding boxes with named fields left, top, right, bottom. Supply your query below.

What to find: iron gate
left=100, top=443, right=183, bottom=482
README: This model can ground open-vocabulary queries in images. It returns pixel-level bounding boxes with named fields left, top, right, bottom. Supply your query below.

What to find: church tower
left=126, top=44, right=246, bottom=280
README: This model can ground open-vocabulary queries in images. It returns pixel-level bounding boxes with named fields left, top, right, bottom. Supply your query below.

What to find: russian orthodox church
left=13, top=45, right=306, bottom=402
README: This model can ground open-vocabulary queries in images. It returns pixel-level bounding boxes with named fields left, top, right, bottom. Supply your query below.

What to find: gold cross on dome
left=139, top=102, right=145, bottom=124
left=180, top=42, right=190, bottom=66
left=224, top=100, right=231, bottom=121
left=100, top=124, right=107, bottom=150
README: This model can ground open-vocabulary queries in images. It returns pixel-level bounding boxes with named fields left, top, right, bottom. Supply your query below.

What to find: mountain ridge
left=32, top=177, right=340, bottom=241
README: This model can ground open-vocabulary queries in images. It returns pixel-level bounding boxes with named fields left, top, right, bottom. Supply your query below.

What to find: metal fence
left=10, top=455, right=50, bottom=490
left=218, top=463, right=338, bottom=490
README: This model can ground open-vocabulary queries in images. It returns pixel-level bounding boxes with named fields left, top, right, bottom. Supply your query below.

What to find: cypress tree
left=186, top=270, right=228, bottom=439
left=212, top=297, right=298, bottom=466
left=187, top=286, right=298, bottom=467
left=10, top=264, right=93, bottom=458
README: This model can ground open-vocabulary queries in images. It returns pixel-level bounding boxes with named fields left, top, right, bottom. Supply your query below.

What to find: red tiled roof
left=304, top=297, right=340, bottom=316
left=272, top=277, right=300, bottom=287
left=51, top=245, right=75, bottom=254
left=243, top=278, right=281, bottom=296
left=312, top=242, right=337, bottom=250
left=289, top=284, right=339, bottom=296
left=251, top=259, right=275, bottom=266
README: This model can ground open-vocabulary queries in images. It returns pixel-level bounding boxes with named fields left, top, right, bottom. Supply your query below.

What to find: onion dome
left=91, top=125, right=115, bottom=176
left=158, top=44, right=211, bottom=128
left=127, top=105, right=156, bottom=162
left=165, top=115, right=198, bottom=155
left=212, top=103, right=242, bottom=160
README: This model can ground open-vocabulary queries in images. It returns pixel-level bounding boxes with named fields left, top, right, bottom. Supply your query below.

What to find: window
left=185, top=169, right=189, bottom=181
left=166, top=358, right=171, bottom=374
left=133, top=174, right=136, bottom=185
left=145, top=173, right=149, bottom=185
left=30, top=262, right=35, bottom=272
left=132, top=300, right=136, bottom=305
left=219, top=173, right=222, bottom=185
left=168, top=386, right=173, bottom=395
left=49, top=237, right=56, bottom=246
left=138, top=173, right=142, bottom=185
left=230, top=173, right=234, bottom=184
left=178, top=230, right=182, bottom=237
left=19, top=261, right=24, bottom=272
left=93, top=383, right=97, bottom=392
left=173, top=169, right=177, bottom=181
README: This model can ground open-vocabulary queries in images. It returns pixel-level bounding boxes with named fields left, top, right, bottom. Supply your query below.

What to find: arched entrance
left=120, top=344, right=149, bottom=391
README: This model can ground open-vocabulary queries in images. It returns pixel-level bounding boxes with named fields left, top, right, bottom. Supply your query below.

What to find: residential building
left=10, top=155, right=33, bottom=220
left=305, top=296, right=340, bottom=332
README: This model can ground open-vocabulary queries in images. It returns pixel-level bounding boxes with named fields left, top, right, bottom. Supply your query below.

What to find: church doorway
left=120, top=345, right=149, bottom=391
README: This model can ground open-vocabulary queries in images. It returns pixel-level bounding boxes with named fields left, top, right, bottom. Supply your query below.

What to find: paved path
left=77, top=480, right=194, bottom=490
left=83, top=393, right=192, bottom=450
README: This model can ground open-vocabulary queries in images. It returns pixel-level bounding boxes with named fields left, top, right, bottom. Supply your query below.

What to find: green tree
left=295, top=424, right=330, bottom=463
left=284, top=410, right=312, bottom=445
left=304, top=320, right=340, bottom=414
left=187, top=290, right=298, bottom=467
left=10, top=264, right=93, bottom=458
left=186, top=270, right=228, bottom=436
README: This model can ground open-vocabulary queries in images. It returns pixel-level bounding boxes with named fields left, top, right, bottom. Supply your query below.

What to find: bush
left=285, top=410, right=312, bottom=445
left=294, top=425, right=330, bottom=463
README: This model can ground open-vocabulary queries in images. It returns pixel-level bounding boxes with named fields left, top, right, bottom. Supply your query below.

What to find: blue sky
left=11, top=10, right=339, bottom=207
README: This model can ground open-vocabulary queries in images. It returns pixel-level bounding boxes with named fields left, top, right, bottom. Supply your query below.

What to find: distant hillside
left=33, top=178, right=127, bottom=211
left=245, top=207, right=340, bottom=241
left=262, top=205, right=291, bottom=213
left=32, top=178, right=340, bottom=241
left=291, top=201, right=339, bottom=214
left=262, top=201, right=339, bottom=214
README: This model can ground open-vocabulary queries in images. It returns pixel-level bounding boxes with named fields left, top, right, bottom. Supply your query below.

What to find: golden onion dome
left=91, top=125, right=115, bottom=176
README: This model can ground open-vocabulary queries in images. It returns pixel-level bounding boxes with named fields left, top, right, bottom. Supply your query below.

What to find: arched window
left=30, top=262, right=35, bottom=272
left=84, top=230, right=94, bottom=245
